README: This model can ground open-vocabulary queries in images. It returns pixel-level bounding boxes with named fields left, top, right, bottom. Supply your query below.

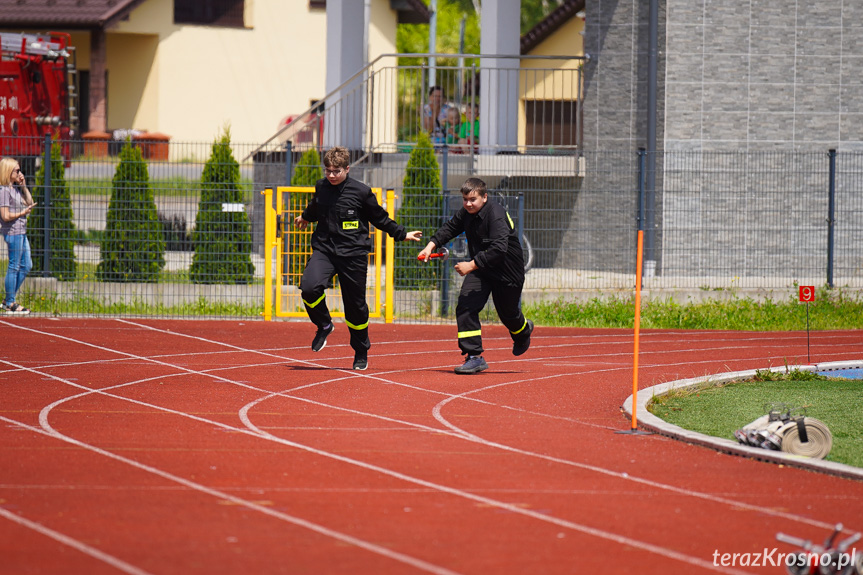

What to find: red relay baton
left=418, top=247, right=449, bottom=262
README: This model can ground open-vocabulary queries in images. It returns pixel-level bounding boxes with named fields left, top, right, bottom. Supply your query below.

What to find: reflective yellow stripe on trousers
left=302, top=293, right=326, bottom=308
left=510, top=319, right=528, bottom=335
left=457, top=330, right=482, bottom=339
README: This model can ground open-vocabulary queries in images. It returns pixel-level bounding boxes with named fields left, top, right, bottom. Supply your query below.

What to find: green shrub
left=97, top=142, right=165, bottom=282
left=30, top=142, right=77, bottom=280
left=286, top=148, right=322, bottom=285
left=397, top=132, right=442, bottom=289
left=190, top=129, right=255, bottom=284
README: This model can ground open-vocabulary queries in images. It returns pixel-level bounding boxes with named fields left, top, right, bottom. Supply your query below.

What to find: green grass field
left=524, top=289, right=863, bottom=330
left=648, top=370, right=863, bottom=468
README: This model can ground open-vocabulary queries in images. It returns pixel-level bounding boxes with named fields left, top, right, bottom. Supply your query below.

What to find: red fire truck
left=0, top=31, right=78, bottom=171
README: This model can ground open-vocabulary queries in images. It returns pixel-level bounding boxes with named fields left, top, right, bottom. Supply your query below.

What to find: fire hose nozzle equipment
left=418, top=247, right=449, bottom=262
left=734, top=403, right=833, bottom=459
left=777, top=524, right=862, bottom=575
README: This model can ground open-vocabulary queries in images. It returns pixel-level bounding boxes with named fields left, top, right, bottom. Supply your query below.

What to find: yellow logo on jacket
left=342, top=221, right=359, bottom=230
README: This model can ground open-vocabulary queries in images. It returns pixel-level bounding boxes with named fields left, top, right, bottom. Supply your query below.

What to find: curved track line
left=7, top=327, right=740, bottom=574
left=18, top=401, right=461, bottom=573
left=28, top=354, right=738, bottom=574
left=0, top=359, right=462, bottom=574
left=59, top=320, right=851, bottom=533
left=0, top=501, right=154, bottom=575
left=4, top=319, right=845, bottom=535
left=428, top=379, right=845, bottom=531
left=15, top=358, right=732, bottom=574
left=6, top=321, right=851, bottom=571
left=237, top=412, right=745, bottom=574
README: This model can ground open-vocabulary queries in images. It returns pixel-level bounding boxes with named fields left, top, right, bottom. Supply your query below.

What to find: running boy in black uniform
left=417, top=177, right=533, bottom=374
left=294, top=146, right=422, bottom=370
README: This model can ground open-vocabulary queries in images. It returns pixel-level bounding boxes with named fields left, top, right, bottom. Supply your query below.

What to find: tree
left=396, top=132, right=443, bottom=289
left=97, top=141, right=165, bottom=282
left=397, top=1, right=480, bottom=65
left=286, top=148, right=322, bottom=285
left=190, top=128, right=255, bottom=284
left=30, top=141, right=77, bottom=281
left=396, top=0, right=561, bottom=61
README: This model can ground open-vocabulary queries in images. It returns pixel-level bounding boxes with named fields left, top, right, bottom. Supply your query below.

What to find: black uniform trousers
left=300, top=250, right=370, bottom=353
left=456, top=272, right=529, bottom=357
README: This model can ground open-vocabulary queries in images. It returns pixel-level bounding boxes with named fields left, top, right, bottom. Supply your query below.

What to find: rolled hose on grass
left=735, top=414, right=833, bottom=460
left=777, top=418, right=833, bottom=459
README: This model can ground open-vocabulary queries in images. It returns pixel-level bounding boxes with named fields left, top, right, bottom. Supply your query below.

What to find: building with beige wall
left=2, top=0, right=428, bottom=146
left=519, top=1, right=585, bottom=149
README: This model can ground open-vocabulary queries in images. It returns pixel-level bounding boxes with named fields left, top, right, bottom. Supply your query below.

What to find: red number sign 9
left=799, top=286, right=815, bottom=302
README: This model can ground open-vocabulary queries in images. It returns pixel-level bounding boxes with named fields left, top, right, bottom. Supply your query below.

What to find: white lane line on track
left=0, top=503, right=154, bottom=575
left=0, top=415, right=462, bottom=575
left=12, top=318, right=850, bottom=531
left=6, top=324, right=747, bottom=574
left=4, top=320, right=851, bottom=572
left=108, top=326, right=852, bottom=548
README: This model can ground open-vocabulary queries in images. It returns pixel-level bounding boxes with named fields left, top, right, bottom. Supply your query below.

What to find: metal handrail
left=243, top=52, right=586, bottom=162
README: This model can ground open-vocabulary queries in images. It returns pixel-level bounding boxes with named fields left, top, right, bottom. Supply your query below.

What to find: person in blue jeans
left=0, top=157, right=36, bottom=315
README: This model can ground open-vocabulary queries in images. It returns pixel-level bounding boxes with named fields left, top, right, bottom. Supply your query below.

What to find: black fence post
left=637, top=148, right=647, bottom=276
left=42, top=133, right=52, bottom=276
left=440, top=146, right=450, bottom=317
left=827, top=148, right=836, bottom=288
left=284, top=140, right=293, bottom=186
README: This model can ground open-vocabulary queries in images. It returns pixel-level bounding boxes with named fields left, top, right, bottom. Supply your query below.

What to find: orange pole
left=631, top=230, right=644, bottom=430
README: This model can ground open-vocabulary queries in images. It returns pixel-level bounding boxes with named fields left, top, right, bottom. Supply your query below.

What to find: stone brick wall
left=569, top=0, right=863, bottom=278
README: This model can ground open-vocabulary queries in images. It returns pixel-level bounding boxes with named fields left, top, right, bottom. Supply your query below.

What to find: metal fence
left=250, top=53, right=585, bottom=158
left=3, top=136, right=863, bottom=321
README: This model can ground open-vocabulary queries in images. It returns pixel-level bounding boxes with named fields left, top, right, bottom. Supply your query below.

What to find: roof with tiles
left=0, top=0, right=147, bottom=29
left=520, top=0, right=585, bottom=55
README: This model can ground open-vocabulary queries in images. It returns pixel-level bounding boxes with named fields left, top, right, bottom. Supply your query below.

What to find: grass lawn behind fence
left=524, top=290, right=863, bottom=330
left=648, top=370, right=863, bottom=468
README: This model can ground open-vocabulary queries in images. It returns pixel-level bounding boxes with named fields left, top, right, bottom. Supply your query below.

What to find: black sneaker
left=353, top=351, right=368, bottom=371
left=454, top=355, right=488, bottom=375
left=311, top=324, right=334, bottom=352
left=512, top=319, right=534, bottom=356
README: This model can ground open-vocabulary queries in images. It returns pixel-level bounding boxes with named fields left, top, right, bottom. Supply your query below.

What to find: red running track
left=1, top=318, right=861, bottom=574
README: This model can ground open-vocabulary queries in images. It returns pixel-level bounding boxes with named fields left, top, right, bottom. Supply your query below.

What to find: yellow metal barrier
left=263, top=186, right=395, bottom=322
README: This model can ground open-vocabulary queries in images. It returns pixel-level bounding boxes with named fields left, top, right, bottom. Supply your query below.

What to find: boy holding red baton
left=418, top=177, right=533, bottom=374
left=294, top=147, right=422, bottom=370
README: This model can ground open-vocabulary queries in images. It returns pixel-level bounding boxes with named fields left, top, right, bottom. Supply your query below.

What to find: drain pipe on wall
left=644, top=0, right=658, bottom=277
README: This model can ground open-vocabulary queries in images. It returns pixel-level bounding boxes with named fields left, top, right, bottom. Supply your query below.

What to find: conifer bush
left=97, top=142, right=165, bottom=282
left=30, top=142, right=77, bottom=280
left=287, top=148, right=322, bottom=285
left=190, top=129, right=255, bottom=284
left=397, top=132, right=442, bottom=289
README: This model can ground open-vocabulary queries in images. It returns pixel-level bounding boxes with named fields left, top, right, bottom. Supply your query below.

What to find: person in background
left=422, top=85, right=450, bottom=145
left=457, top=101, right=480, bottom=154
left=0, top=157, right=36, bottom=315
left=443, top=106, right=462, bottom=146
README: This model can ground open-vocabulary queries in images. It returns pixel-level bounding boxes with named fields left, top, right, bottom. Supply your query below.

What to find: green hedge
left=190, top=129, right=255, bottom=284
left=397, top=132, right=442, bottom=289
left=287, top=148, right=322, bottom=285
left=30, top=142, right=77, bottom=280
left=97, top=142, right=165, bottom=282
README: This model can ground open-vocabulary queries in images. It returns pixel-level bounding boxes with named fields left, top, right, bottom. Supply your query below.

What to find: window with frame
left=524, top=100, right=579, bottom=147
left=174, top=0, right=245, bottom=27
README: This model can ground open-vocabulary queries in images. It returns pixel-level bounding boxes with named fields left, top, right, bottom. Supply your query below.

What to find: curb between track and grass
left=621, top=360, right=863, bottom=482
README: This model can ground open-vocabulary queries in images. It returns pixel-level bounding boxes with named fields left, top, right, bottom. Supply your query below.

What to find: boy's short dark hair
left=460, top=177, right=487, bottom=197
left=324, top=146, right=350, bottom=169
